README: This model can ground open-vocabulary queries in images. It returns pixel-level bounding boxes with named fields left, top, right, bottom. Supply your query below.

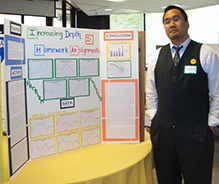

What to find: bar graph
left=110, top=46, right=124, bottom=57
left=107, top=42, right=130, bottom=60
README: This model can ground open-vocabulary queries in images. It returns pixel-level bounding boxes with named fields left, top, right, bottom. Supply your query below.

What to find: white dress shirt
left=146, top=37, right=219, bottom=127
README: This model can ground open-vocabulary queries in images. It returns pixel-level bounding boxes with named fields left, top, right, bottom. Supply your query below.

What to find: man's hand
left=210, top=126, right=216, bottom=133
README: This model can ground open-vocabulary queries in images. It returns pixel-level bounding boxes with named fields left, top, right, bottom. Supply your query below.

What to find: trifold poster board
left=3, top=18, right=140, bottom=180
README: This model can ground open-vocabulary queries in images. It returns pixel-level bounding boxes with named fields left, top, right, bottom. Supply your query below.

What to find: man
left=146, top=5, right=219, bottom=184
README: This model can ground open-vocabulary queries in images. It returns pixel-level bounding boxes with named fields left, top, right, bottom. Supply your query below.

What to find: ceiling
left=66, top=0, right=219, bottom=16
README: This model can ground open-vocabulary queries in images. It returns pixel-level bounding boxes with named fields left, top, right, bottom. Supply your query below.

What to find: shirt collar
left=170, top=37, right=191, bottom=52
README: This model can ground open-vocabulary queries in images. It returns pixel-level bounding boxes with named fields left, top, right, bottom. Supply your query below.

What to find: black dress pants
left=150, top=122, right=214, bottom=184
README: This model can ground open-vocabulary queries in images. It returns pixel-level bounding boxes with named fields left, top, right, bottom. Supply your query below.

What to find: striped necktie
left=173, top=46, right=183, bottom=65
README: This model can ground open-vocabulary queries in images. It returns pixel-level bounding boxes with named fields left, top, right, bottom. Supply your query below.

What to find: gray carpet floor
left=152, top=127, right=219, bottom=184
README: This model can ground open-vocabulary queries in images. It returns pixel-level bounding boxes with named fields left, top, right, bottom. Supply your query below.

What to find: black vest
left=154, top=40, right=209, bottom=131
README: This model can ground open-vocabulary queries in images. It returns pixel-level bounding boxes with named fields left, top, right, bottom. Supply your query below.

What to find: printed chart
left=79, top=59, right=99, bottom=77
left=80, top=109, right=100, bottom=128
left=31, top=136, right=56, bottom=159
left=56, top=112, right=79, bottom=132
left=58, top=132, right=79, bottom=153
left=107, top=61, right=131, bottom=78
left=28, top=59, right=53, bottom=79
left=69, top=78, right=89, bottom=97
left=43, top=80, right=67, bottom=100
left=30, top=116, right=54, bottom=138
left=107, top=42, right=131, bottom=60
left=55, top=59, right=77, bottom=78
left=81, top=127, right=100, bottom=147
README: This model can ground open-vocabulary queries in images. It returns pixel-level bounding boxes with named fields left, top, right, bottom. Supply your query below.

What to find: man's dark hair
left=163, top=5, right=188, bottom=23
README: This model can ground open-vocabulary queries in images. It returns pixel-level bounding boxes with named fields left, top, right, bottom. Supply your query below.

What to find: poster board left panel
left=4, top=19, right=29, bottom=179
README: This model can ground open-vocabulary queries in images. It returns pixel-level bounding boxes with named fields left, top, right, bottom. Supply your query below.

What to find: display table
left=2, top=131, right=153, bottom=184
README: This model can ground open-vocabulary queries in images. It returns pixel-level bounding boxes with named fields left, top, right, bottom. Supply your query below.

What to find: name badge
left=184, top=65, right=197, bottom=74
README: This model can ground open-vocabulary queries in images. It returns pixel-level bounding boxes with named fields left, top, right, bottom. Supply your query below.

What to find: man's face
left=163, top=8, right=189, bottom=45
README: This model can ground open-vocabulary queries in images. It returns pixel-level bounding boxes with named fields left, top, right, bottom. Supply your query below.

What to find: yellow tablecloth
left=2, top=131, right=153, bottom=184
